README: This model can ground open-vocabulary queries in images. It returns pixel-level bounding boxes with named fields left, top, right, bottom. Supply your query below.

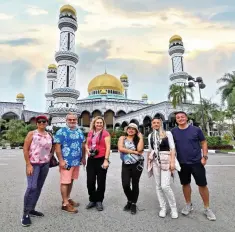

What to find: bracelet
left=104, top=158, right=110, bottom=163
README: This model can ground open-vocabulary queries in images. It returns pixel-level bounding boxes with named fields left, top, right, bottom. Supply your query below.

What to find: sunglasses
left=37, top=120, right=47, bottom=124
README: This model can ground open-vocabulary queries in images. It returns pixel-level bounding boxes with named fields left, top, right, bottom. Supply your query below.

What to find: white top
left=147, top=130, right=181, bottom=172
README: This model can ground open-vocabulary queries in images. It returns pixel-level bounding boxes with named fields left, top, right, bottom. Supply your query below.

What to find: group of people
left=21, top=111, right=216, bottom=227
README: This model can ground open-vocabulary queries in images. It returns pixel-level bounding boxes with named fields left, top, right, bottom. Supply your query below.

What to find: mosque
left=0, top=4, right=193, bottom=134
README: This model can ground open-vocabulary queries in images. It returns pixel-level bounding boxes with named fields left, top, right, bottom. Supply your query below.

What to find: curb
left=0, top=147, right=22, bottom=150
left=208, top=150, right=235, bottom=155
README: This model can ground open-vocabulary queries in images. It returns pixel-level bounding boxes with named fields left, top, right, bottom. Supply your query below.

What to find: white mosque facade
left=0, top=5, right=194, bottom=133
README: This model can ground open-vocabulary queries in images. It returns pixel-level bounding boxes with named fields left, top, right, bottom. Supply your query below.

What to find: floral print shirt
left=29, top=130, right=52, bottom=164
left=54, top=127, right=85, bottom=167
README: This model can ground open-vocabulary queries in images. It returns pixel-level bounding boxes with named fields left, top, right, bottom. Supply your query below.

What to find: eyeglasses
left=67, top=119, right=77, bottom=122
left=37, top=120, right=47, bottom=124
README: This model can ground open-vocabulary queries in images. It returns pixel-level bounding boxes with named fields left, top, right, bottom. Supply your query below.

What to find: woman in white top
left=147, top=117, right=180, bottom=219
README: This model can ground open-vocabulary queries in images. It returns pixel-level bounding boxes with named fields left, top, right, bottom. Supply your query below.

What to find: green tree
left=0, top=119, right=6, bottom=138
left=224, top=106, right=235, bottom=137
left=168, top=84, right=194, bottom=108
left=4, top=120, right=27, bottom=146
left=26, top=124, right=37, bottom=132
left=0, top=119, right=6, bottom=128
left=217, top=72, right=235, bottom=106
left=191, top=98, right=219, bottom=122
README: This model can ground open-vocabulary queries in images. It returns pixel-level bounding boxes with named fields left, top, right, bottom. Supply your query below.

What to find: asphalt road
left=0, top=150, right=235, bottom=232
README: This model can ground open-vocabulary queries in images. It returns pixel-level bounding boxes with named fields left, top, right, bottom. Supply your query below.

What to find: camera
left=89, top=149, right=99, bottom=157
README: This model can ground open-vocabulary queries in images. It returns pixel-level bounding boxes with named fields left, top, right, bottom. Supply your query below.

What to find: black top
left=159, top=137, right=170, bottom=151
left=150, top=133, right=170, bottom=152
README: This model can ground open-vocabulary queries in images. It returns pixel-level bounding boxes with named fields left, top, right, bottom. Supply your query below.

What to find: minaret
left=45, top=64, right=57, bottom=111
left=16, top=93, right=25, bottom=103
left=142, top=94, right=148, bottom=103
left=168, top=35, right=188, bottom=85
left=120, top=74, right=129, bottom=98
left=49, top=5, right=80, bottom=127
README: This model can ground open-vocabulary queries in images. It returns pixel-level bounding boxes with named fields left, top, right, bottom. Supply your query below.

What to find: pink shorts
left=60, top=166, right=80, bottom=184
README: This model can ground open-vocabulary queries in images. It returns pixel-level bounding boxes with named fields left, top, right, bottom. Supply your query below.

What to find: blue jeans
left=23, top=163, right=49, bottom=215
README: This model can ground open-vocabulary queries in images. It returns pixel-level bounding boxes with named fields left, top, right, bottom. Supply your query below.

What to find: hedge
left=205, top=136, right=233, bottom=150
left=207, top=145, right=233, bottom=150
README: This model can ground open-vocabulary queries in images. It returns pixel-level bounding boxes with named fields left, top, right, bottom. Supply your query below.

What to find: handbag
left=47, top=132, right=59, bottom=168
left=49, top=153, right=59, bottom=168
left=158, top=151, right=181, bottom=172
left=158, top=151, right=170, bottom=171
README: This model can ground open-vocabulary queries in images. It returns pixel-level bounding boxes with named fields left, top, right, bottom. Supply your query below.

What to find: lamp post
left=188, top=75, right=206, bottom=131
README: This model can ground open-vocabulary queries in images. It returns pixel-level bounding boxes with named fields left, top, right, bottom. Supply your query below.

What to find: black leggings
left=121, top=162, right=143, bottom=204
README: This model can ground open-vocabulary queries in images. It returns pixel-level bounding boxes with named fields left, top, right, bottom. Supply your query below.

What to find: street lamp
left=187, top=75, right=206, bottom=131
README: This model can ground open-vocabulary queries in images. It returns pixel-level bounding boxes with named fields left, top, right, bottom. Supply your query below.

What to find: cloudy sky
left=1, top=0, right=235, bottom=112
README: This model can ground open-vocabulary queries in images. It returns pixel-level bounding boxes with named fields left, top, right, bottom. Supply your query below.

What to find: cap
left=36, top=115, right=48, bottom=122
left=125, top=123, right=139, bottom=132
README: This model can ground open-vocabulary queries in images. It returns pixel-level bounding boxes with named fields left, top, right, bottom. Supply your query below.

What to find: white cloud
left=25, top=6, right=48, bottom=16
left=0, top=13, right=13, bottom=20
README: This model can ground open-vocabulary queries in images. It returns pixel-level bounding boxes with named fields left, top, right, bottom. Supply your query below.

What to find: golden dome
left=142, top=94, right=148, bottom=99
left=60, top=4, right=77, bottom=16
left=120, top=74, right=128, bottom=80
left=48, top=64, right=57, bottom=69
left=169, top=35, right=182, bottom=43
left=16, top=93, right=25, bottom=99
left=100, top=89, right=107, bottom=95
left=88, top=73, right=124, bottom=93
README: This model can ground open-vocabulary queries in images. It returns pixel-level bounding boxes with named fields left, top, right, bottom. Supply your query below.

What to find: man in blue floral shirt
left=54, top=112, right=86, bottom=214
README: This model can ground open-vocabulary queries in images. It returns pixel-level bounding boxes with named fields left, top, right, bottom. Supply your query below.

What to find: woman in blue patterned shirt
left=118, top=123, right=144, bottom=214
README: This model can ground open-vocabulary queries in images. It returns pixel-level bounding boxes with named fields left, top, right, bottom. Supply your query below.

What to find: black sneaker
left=96, top=202, right=103, bottom=211
left=123, top=202, right=132, bottom=211
left=29, top=210, right=44, bottom=217
left=86, top=202, right=96, bottom=209
left=21, top=214, right=31, bottom=227
left=130, top=204, right=137, bottom=215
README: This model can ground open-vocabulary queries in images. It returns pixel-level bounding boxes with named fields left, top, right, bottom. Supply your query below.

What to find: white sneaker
left=181, top=203, right=193, bottom=215
left=171, top=208, right=178, bottom=219
left=204, top=208, right=216, bottom=221
left=159, top=208, right=167, bottom=218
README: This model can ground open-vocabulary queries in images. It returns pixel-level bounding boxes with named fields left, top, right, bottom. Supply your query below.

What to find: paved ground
left=0, top=150, right=235, bottom=232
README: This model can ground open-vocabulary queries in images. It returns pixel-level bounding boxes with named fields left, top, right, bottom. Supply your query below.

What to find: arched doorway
left=2, top=112, right=19, bottom=121
left=92, top=110, right=102, bottom=118
left=168, top=112, right=177, bottom=129
left=116, top=110, right=126, bottom=117
left=121, top=121, right=128, bottom=129
left=104, top=110, right=114, bottom=129
left=143, top=116, right=152, bottom=136
left=114, top=123, right=121, bottom=130
left=154, top=113, right=165, bottom=121
left=81, top=111, right=91, bottom=127
left=130, top=119, right=139, bottom=126
left=29, top=117, right=36, bottom=124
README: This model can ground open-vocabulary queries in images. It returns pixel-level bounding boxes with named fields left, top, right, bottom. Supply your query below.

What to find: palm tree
left=168, top=84, right=194, bottom=108
left=217, top=72, right=235, bottom=106
left=192, top=98, right=219, bottom=123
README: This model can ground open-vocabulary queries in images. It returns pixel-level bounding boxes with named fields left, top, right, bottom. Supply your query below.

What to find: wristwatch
left=203, top=155, right=208, bottom=160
